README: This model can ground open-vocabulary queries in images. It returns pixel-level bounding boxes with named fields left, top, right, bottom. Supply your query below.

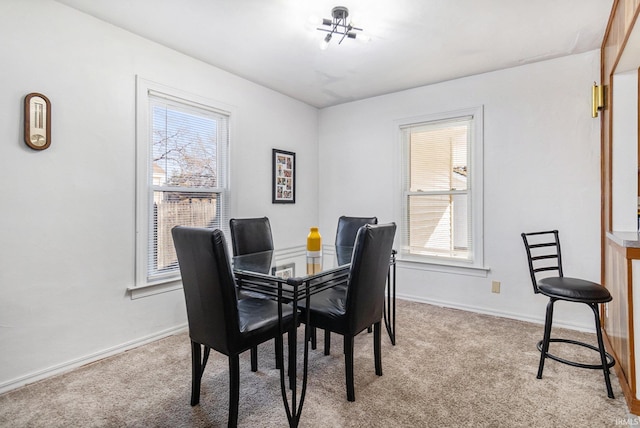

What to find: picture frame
left=272, top=149, right=296, bottom=203
left=272, top=262, right=295, bottom=280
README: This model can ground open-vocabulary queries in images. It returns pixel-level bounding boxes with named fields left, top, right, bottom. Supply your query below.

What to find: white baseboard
left=0, top=324, right=188, bottom=395
left=396, top=293, right=597, bottom=333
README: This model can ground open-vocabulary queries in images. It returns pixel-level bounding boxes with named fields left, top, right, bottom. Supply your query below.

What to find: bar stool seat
left=538, top=277, right=612, bottom=303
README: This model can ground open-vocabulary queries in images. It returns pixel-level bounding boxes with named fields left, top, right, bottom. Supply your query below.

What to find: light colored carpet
left=0, top=300, right=632, bottom=427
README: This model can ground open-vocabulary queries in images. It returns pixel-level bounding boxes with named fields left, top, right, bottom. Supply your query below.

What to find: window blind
left=146, top=93, right=229, bottom=283
left=401, top=116, right=472, bottom=260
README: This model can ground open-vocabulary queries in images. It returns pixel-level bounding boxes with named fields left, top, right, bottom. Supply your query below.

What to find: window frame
left=396, top=106, right=485, bottom=272
left=133, top=77, right=233, bottom=293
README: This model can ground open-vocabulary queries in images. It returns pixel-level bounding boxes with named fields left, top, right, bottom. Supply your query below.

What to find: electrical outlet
left=491, top=281, right=501, bottom=294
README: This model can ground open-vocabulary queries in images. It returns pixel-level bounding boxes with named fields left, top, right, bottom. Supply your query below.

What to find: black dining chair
left=172, top=226, right=296, bottom=427
left=229, top=217, right=274, bottom=256
left=324, top=216, right=379, bottom=355
left=299, top=223, right=396, bottom=401
left=335, top=216, right=378, bottom=265
left=521, top=230, right=615, bottom=398
left=229, top=217, right=275, bottom=371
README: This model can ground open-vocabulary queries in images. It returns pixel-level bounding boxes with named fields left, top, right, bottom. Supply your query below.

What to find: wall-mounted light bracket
left=592, top=82, right=605, bottom=118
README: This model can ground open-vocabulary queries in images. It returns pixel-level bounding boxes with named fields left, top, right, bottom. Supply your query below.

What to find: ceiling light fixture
left=317, top=6, right=363, bottom=50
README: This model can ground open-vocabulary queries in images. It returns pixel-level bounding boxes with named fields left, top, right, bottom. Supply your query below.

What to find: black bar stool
left=521, top=230, right=615, bottom=398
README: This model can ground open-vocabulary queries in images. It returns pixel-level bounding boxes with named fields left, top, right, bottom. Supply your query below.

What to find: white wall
left=318, top=51, right=602, bottom=330
left=0, top=0, right=318, bottom=392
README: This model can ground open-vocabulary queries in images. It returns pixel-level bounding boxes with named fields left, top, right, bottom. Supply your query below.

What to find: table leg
left=383, top=253, right=396, bottom=345
left=276, top=278, right=312, bottom=428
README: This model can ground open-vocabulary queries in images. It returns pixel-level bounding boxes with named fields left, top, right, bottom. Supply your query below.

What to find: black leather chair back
left=335, top=216, right=378, bottom=265
left=171, top=226, right=240, bottom=355
left=344, top=223, right=396, bottom=335
left=335, top=216, right=378, bottom=246
left=229, top=217, right=274, bottom=256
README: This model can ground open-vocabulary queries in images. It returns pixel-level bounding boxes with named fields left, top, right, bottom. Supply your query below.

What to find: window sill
left=128, top=279, right=183, bottom=299
left=397, top=256, right=490, bottom=277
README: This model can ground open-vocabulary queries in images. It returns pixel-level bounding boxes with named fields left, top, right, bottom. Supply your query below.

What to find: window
left=399, top=107, right=483, bottom=268
left=135, top=78, right=230, bottom=288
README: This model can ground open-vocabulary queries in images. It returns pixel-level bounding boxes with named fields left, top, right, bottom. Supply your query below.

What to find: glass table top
left=232, top=246, right=354, bottom=280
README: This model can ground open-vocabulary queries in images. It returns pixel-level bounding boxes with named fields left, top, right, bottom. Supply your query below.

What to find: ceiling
left=54, top=0, right=613, bottom=108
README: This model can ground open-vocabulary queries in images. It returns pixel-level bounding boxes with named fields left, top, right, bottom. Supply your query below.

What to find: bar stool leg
left=538, top=298, right=555, bottom=379
left=590, top=303, right=615, bottom=398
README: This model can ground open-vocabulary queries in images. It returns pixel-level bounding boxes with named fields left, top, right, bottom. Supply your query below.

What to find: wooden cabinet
left=602, top=1, right=640, bottom=415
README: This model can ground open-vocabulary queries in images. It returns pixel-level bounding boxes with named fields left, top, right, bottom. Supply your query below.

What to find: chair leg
left=250, top=346, right=258, bottom=372
left=324, top=330, right=331, bottom=355
left=190, top=341, right=202, bottom=406
left=374, top=321, right=382, bottom=376
left=229, top=355, right=240, bottom=428
left=590, top=303, right=615, bottom=399
left=344, top=335, right=355, bottom=401
left=537, top=298, right=555, bottom=379
left=311, top=327, right=317, bottom=350
left=275, top=336, right=283, bottom=370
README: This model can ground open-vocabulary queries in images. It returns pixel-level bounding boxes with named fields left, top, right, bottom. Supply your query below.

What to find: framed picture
left=272, top=149, right=296, bottom=203
left=272, top=262, right=295, bottom=280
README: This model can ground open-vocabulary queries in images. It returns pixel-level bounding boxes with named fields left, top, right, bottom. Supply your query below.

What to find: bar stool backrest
left=521, top=230, right=564, bottom=294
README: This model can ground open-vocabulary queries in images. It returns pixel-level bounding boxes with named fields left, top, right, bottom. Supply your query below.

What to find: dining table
left=232, top=246, right=396, bottom=427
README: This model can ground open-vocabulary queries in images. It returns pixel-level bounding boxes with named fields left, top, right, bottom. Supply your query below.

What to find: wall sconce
left=24, top=92, right=51, bottom=150
left=592, top=82, right=605, bottom=118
